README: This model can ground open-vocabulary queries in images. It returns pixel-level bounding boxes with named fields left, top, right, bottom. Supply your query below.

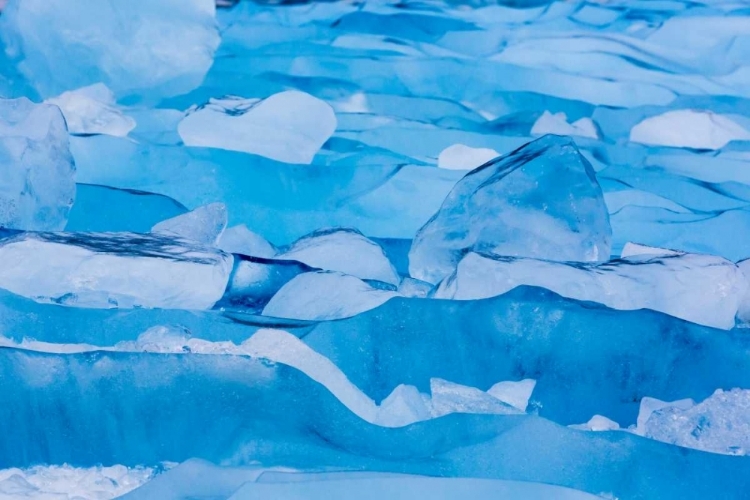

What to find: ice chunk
left=428, top=378, right=521, bottom=418
left=218, top=225, right=276, bottom=258
left=642, top=389, right=750, bottom=455
left=409, top=135, right=611, bottom=284
left=630, top=110, right=750, bottom=150
left=0, top=231, right=233, bottom=309
left=151, top=202, right=227, bottom=246
left=487, top=379, right=536, bottom=412
left=0, top=97, right=75, bottom=231
left=178, top=92, right=337, bottom=164
left=262, top=271, right=399, bottom=321
left=620, top=242, right=681, bottom=259
left=0, top=0, right=220, bottom=99
left=530, top=111, right=598, bottom=139
left=569, top=415, right=621, bottom=432
left=45, top=83, right=136, bottom=137
left=436, top=251, right=746, bottom=329
left=437, top=144, right=499, bottom=170
left=374, top=385, right=431, bottom=427
left=277, top=228, right=399, bottom=286
left=635, top=396, right=696, bottom=436
left=397, top=277, right=433, bottom=298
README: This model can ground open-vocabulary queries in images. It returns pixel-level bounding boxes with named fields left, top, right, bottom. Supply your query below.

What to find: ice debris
left=437, top=143, right=499, bottom=170
left=0, top=0, right=220, bottom=99
left=409, top=135, right=612, bottom=284
left=630, top=110, right=750, bottom=150
left=45, top=83, right=136, bottom=137
left=0, top=97, right=75, bottom=231
left=0, top=231, right=233, bottom=309
left=151, top=202, right=228, bottom=246
left=178, top=92, right=337, bottom=164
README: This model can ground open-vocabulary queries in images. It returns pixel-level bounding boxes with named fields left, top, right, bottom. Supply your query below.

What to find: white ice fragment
left=0, top=231, right=233, bottom=310
left=487, top=379, right=537, bottom=412
left=178, top=91, right=337, bottom=164
left=0, top=97, right=75, bottom=231
left=218, top=224, right=277, bottom=258
left=46, top=83, right=136, bottom=137
left=152, top=202, right=228, bottom=246
left=262, top=271, right=399, bottom=321
left=332, top=92, right=369, bottom=113
left=437, top=143, right=499, bottom=170
left=569, top=415, right=621, bottom=432
left=374, top=385, right=432, bottom=427
left=428, top=378, right=521, bottom=418
left=620, top=242, right=682, bottom=259
left=630, top=110, right=750, bottom=150
left=530, top=111, right=599, bottom=139
left=635, top=396, right=696, bottom=436
left=277, top=228, right=399, bottom=285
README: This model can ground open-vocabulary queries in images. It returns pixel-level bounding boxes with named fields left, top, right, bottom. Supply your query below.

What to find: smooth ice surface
left=530, top=111, right=598, bottom=139
left=218, top=225, right=276, bottom=258
left=437, top=144, right=499, bottom=170
left=0, top=0, right=220, bottom=99
left=410, top=135, right=611, bottom=284
left=0, top=231, right=233, bottom=309
left=0, top=97, right=75, bottom=231
left=46, top=83, right=136, bottom=137
left=435, top=250, right=747, bottom=329
left=630, top=110, right=750, bottom=150
left=178, top=92, right=337, bottom=164
left=263, top=271, right=399, bottom=320
left=277, top=228, right=399, bottom=286
left=152, top=202, right=228, bottom=246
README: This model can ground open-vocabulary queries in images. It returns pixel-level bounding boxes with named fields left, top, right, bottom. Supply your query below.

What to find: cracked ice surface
left=2, top=0, right=750, bottom=499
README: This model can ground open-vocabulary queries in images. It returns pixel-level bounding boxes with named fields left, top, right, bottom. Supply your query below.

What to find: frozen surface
left=435, top=250, right=747, bottom=329
left=0, top=231, right=232, bottom=309
left=178, top=92, right=336, bottom=164
left=152, top=202, right=228, bottom=246
left=410, top=135, right=612, bottom=284
left=0, top=97, right=75, bottom=231
left=46, top=83, right=136, bottom=137
left=0, top=0, right=220, bottom=99
left=277, top=228, right=399, bottom=286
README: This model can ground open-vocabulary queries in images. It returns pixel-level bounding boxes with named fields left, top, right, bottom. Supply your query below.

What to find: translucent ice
left=0, top=97, right=75, bottom=231
left=437, top=144, right=499, bottom=170
left=0, top=0, right=220, bottom=99
left=487, top=379, right=537, bottom=412
left=218, top=225, right=276, bottom=258
left=151, top=202, right=228, bottom=246
left=45, top=83, right=136, bottom=137
left=630, top=110, right=750, bottom=150
left=435, top=250, right=746, bottom=329
left=428, top=378, right=521, bottom=418
left=409, top=135, right=612, bottom=284
left=530, top=111, right=598, bottom=139
left=635, top=396, right=696, bottom=436
left=277, top=228, right=399, bottom=286
left=262, top=271, right=399, bottom=320
left=0, top=231, right=233, bottom=309
left=178, top=92, right=337, bottom=164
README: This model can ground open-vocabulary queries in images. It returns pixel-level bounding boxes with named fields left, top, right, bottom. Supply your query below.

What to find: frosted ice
left=630, top=110, right=750, bottom=150
left=0, top=231, right=233, bottom=309
left=429, top=378, right=521, bottom=418
left=530, top=111, right=598, bottom=139
left=0, top=97, right=75, bottom=231
left=277, top=228, right=399, bottom=286
left=262, top=271, right=399, bottom=321
left=45, top=83, right=136, bottom=137
left=410, top=135, right=611, bottom=284
left=0, top=0, right=220, bottom=99
left=218, top=225, right=277, bottom=258
left=437, top=144, right=499, bottom=170
left=487, top=379, right=537, bottom=412
left=152, top=202, right=228, bottom=246
left=178, top=92, right=337, bottom=164
left=436, top=250, right=746, bottom=329
left=635, top=396, right=696, bottom=436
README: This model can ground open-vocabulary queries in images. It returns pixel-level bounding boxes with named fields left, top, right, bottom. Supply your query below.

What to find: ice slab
left=0, top=231, right=233, bottom=309
left=0, top=97, right=75, bottom=231
left=46, top=83, right=136, bottom=137
left=262, top=271, right=399, bottom=320
left=178, top=92, right=337, bottom=164
left=437, top=143, right=499, bottom=170
left=630, top=110, right=750, bottom=150
left=218, top=225, right=277, bottom=258
left=277, top=228, right=399, bottom=286
left=0, top=0, right=220, bottom=100
left=435, top=250, right=746, bottom=329
left=410, top=135, right=611, bottom=284
left=152, top=202, right=228, bottom=246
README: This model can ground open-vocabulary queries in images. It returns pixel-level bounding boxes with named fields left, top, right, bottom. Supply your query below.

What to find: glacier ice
left=277, top=228, right=399, bottom=286
left=218, top=224, right=277, bottom=258
left=434, top=249, right=747, bottom=329
left=437, top=143, right=499, bottom=170
left=178, top=92, right=337, bottom=164
left=0, top=231, right=233, bottom=309
left=630, top=110, right=750, bottom=150
left=0, top=0, right=220, bottom=100
left=151, top=202, right=228, bottom=246
left=409, top=135, right=612, bottom=284
left=0, top=97, right=75, bottom=231
left=45, top=83, right=136, bottom=137
left=262, top=271, right=399, bottom=320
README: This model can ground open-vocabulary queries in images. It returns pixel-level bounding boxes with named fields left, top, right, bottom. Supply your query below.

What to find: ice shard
left=152, top=202, right=228, bottom=247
